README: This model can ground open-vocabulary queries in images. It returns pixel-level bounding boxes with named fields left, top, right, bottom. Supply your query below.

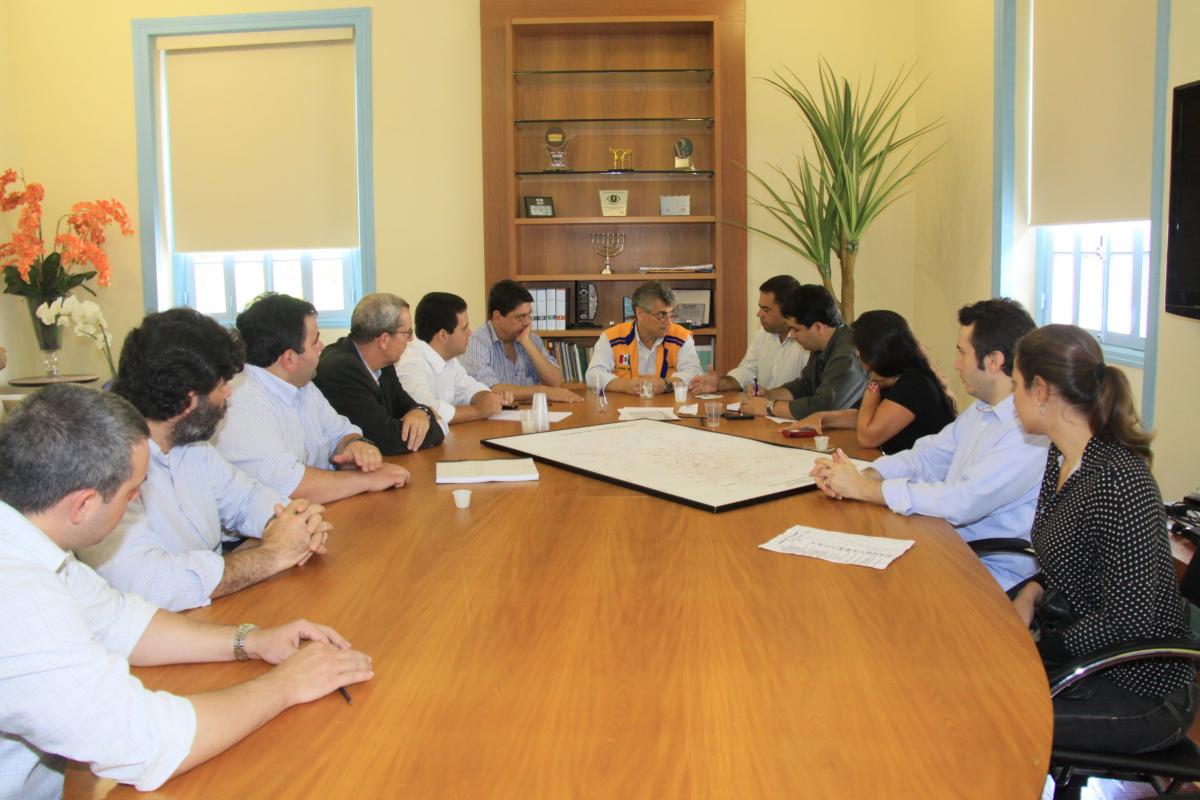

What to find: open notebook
left=435, top=458, right=540, bottom=484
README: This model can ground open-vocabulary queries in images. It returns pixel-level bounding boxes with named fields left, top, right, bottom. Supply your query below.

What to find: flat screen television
left=1166, top=79, right=1200, bottom=320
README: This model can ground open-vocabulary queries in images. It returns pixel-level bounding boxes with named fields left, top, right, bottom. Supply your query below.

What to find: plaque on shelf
left=674, top=137, right=695, bottom=170
left=544, top=126, right=571, bottom=171
left=659, top=195, right=690, bottom=216
left=608, top=146, right=633, bottom=171
left=598, top=190, right=628, bottom=217
left=523, top=196, right=555, bottom=217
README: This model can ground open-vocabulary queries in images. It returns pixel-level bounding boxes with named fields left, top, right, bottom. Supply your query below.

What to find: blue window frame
left=131, top=9, right=375, bottom=328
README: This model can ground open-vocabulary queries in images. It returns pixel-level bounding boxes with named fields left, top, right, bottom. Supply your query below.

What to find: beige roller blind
left=1029, top=0, right=1156, bottom=225
left=162, top=29, right=359, bottom=252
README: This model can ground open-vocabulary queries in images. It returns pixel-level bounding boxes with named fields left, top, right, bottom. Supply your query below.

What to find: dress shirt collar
left=412, top=339, right=449, bottom=373
left=353, top=341, right=382, bottom=383
left=0, top=499, right=70, bottom=573
left=633, top=322, right=664, bottom=350
left=245, top=363, right=300, bottom=406
left=481, top=321, right=503, bottom=349
left=970, top=392, right=1017, bottom=421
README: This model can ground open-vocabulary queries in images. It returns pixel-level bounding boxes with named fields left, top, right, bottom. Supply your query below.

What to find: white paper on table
left=490, top=410, right=572, bottom=423
left=766, top=415, right=792, bottom=424
left=759, top=526, right=914, bottom=570
left=617, top=407, right=680, bottom=421
left=696, top=393, right=722, bottom=400
left=677, top=403, right=700, bottom=416
left=726, top=401, right=741, bottom=411
left=436, top=458, right=540, bottom=484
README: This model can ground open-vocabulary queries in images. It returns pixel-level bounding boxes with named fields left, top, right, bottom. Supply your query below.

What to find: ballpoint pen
left=752, top=377, right=759, bottom=396
left=338, top=687, right=353, bottom=704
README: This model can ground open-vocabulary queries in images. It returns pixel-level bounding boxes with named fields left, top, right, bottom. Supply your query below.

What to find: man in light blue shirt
left=462, top=279, right=581, bottom=403
left=811, top=298, right=1047, bottom=591
left=78, top=309, right=332, bottom=611
left=215, top=293, right=411, bottom=504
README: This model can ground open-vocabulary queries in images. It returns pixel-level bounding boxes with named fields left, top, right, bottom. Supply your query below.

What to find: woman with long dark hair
left=791, top=309, right=956, bottom=453
left=1010, top=324, right=1195, bottom=752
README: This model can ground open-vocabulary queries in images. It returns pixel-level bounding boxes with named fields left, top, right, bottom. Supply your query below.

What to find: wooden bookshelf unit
left=480, top=1, right=747, bottom=376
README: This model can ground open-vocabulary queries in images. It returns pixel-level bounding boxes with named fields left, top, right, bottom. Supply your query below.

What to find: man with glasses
left=585, top=281, right=702, bottom=395
left=463, top=279, right=582, bottom=403
left=314, top=293, right=445, bottom=455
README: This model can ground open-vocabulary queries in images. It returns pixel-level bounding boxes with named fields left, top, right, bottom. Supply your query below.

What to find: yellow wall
left=1, top=1, right=1194, bottom=499
left=1154, top=1, right=1200, bottom=500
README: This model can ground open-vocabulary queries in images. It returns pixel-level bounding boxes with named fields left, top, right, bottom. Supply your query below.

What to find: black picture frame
left=522, top=195, right=555, bottom=218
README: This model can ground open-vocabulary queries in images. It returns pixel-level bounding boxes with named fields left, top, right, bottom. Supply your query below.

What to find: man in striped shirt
left=462, top=279, right=581, bottom=403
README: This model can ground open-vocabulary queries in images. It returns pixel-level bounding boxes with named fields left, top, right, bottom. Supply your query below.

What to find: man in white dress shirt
left=585, top=281, right=703, bottom=395
left=689, top=274, right=809, bottom=395
left=395, top=291, right=510, bottom=432
left=215, top=292, right=410, bottom=504
left=79, top=308, right=332, bottom=612
left=0, top=384, right=372, bottom=798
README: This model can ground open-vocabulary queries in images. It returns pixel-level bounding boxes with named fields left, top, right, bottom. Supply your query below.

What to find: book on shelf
left=546, top=339, right=596, bottom=383
left=638, top=264, right=714, bottom=274
left=696, top=342, right=714, bottom=373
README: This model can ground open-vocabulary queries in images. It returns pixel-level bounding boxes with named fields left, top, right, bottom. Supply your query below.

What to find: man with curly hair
left=78, top=308, right=331, bottom=612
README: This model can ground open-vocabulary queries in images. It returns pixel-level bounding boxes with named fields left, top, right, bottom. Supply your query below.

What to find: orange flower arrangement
left=1, top=168, right=135, bottom=300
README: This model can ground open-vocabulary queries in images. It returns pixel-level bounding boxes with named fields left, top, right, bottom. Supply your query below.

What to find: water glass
left=638, top=379, right=656, bottom=399
left=673, top=382, right=688, bottom=403
left=703, top=401, right=722, bottom=428
left=519, top=409, right=537, bottom=434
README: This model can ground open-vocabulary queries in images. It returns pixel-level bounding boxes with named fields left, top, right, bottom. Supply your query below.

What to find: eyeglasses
left=646, top=309, right=674, bottom=322
left=392, top=328, right=415, bottom=341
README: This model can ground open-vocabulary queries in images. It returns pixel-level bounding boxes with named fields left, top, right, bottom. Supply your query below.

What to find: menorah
left=590, top=232, right=625, bottom=275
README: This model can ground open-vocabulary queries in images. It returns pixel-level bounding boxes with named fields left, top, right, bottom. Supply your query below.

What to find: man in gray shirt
left=741, top=284, right=868, bottom=420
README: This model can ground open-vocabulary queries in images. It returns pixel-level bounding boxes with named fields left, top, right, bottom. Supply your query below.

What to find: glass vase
left=25, top=296, right=64, bottom=377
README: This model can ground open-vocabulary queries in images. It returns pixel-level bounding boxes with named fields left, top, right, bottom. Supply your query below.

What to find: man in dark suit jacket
left=314, top=293, right=445, bottom=455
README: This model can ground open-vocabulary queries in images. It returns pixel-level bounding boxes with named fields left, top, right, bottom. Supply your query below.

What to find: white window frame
left=1035, top=221, right=1150, bottom=367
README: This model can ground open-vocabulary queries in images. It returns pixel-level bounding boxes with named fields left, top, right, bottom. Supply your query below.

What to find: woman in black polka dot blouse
left=1010, top=324, right=1195, bottom=753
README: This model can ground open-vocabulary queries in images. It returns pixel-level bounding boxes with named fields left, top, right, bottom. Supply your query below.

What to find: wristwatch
left=233, top=622, right=257, bottom=661
left=768, top=399, right=779, bottom=416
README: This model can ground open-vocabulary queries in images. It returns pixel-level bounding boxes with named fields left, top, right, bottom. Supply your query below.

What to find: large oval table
left=66, top=391, right=1051, bottom=798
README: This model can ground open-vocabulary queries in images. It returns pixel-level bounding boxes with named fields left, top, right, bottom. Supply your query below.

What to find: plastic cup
left=814, top=435, right=830, bottom=451
left=519, top=409, right=537, bottom=433
left=639, top=379, right=656, bottom=399
left=703, top=401, right=722, bottom=428
left=673, top=382, right=688, bottom=403
left=452, top=489, right=472, bottom=509
left=531, top=392, right=550, bottom=432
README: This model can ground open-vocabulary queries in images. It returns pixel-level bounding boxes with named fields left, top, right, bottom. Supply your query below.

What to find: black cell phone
left=501, top=403, right=519, bottom=410
left=723, top=410, right=754, bottom=420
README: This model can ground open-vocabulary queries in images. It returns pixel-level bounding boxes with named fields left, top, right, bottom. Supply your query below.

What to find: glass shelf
left=516, top=169, right=714, bottom=180
left=514, top=117, right=713, bottom=131
left=513, top=68, right=713, bottom=85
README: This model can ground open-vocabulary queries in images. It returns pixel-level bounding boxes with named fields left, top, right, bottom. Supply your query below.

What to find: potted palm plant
left=745, top=59, right=941, bottom=320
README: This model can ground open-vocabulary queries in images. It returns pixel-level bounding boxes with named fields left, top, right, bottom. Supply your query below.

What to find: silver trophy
left=674, top=137, right=695, bottom=171
left=590, top=232, right=625, bottom=275
left=545, top=126, right=571, bottom=171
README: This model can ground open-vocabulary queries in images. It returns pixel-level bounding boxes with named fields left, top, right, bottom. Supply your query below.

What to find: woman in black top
left=791, top=310, right=956, bottom=454
left=1010, top=324, right=1196, bottom=753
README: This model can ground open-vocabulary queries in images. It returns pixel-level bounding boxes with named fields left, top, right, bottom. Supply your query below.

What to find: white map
left=484, top=419, right=872, bottom=512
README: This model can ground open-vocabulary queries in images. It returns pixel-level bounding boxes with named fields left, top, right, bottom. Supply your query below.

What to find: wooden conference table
left=66, top=392, right=1051, bottom=799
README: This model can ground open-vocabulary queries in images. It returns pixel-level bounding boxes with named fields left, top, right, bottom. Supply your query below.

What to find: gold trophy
left=609, top=147, right=633, bottom=171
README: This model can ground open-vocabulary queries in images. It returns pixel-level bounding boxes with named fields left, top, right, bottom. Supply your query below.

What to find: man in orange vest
left=585, top=281, right=702, bottom=395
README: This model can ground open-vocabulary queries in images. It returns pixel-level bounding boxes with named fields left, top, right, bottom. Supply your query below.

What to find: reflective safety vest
left=605, top=320, right=692, bottom=380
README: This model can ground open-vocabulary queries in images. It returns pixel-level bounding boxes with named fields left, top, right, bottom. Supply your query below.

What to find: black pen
left=338, top=687, right=352, bottom=704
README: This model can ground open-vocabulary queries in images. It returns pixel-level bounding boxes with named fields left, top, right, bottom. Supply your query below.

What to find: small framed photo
left=672, top=288, right=712, bottom=327
left=523, top=196, right=555, bottom=218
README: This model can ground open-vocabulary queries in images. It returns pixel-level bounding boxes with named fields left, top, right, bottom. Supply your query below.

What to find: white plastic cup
left=814, top=435, right=830, bottom=451
left=703, top=401, right=722, bottom=428
left=531, top=392, right=550, bottom=432
left=452, top=489, right=472, bottom=509
left=519, top=409, right=537, bottom=434
left=673, top=382, right=688, bottom=403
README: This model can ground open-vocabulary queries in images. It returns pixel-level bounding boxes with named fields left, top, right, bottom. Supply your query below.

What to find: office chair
left=969, top=535, right=1200, bottom=798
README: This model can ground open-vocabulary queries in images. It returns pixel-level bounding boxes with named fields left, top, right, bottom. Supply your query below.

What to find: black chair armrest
left=1048, top=639, right=1200, bottom=697
left=968, top=537, right=1036, bottom=557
